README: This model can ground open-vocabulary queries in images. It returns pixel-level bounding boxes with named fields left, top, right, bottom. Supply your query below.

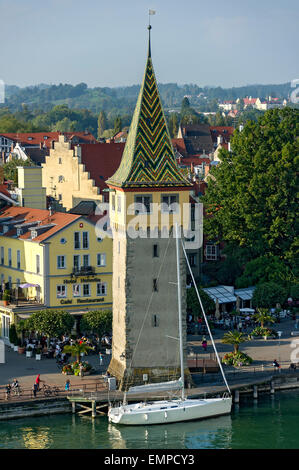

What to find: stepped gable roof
left=106, top=28, right=191, bottom=190
left=0, top=206, right=81, bottom=242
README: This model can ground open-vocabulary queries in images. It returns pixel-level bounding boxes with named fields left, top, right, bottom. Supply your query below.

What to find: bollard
left=270, top=381, right=275, bottom=394
left=92, top=401, right=96, bottom=418
left=253, top=385, right=258, bottom=399
left=234, top=390, right=240, bottom=404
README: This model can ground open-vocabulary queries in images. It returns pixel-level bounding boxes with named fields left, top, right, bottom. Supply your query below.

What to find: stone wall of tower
left=108, top=228, right=190, bottom=390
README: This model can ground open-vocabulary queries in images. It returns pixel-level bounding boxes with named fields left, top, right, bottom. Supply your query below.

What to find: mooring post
left=234, top=390, right=240, bottom=403
left=270, top=380, right=275, bottom=394
left=72, top=401, right=76, bottom=414
left=91, top=401, right=96, bottom=418
left=253, top=385, right=258, bottom=399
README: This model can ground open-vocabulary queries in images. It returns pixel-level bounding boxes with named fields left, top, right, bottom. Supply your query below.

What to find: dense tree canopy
left=26, top=310, right=74, bottom=340
left=203, top=108, right=299, bottom=285
left=80, top=310, right=112, bottom=337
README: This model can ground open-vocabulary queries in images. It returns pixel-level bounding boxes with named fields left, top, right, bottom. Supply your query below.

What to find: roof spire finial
left=148, top=9, right=156, bottom=58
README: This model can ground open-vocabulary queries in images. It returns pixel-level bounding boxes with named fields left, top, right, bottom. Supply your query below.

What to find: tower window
left=153, top=244, right=159, bottom=258
left=135, top=195, right=152, bottom=214
left=161, top=194, right=179, bottom=213
left=153, top=279, right=158, bottom=292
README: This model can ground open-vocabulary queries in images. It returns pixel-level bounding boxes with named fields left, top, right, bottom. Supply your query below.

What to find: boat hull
left=108, top=397, right=232, bottom=425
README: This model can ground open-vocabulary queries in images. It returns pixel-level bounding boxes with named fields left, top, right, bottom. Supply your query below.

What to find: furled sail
left=127, top=378, right=183, bottom=395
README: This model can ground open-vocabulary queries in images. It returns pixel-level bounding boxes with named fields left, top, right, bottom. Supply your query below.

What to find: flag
left=149, top=9, right=156, bottom=15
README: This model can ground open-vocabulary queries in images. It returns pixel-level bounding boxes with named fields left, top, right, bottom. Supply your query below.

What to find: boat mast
left=181, top=241, right=231, bottom=395
left=175, top=223, right=185, bottom=400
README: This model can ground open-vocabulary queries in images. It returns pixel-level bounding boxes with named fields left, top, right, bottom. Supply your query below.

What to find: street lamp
left=277, top=331, right=282, bottom=366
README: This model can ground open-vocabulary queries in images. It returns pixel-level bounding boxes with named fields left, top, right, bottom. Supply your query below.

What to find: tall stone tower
left=106, top=27, right=192, bottom=390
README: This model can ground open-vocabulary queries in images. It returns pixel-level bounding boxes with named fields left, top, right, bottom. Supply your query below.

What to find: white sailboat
left=108, top=225, right=232, bottom=425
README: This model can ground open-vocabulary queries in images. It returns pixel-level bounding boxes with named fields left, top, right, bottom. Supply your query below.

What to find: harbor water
left=1, top=390, right=299, bottom=449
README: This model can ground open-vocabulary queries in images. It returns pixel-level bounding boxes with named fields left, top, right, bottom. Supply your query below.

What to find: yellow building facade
left=0, top=206, right=112, bottom=342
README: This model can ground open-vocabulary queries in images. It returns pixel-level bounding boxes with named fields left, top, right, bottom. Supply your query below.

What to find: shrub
left=222, top=351, right=253, bottom=367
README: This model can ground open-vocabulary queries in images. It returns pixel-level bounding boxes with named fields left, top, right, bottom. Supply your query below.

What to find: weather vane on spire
left=148, top=9, right=156, bottom=28
left=148, top=9, right=155, bottom=57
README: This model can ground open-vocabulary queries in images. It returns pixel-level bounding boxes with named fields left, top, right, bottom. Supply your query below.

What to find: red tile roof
left=243, top=98, right=257, bottom=106
left=172, top=138, right=187, bottom=156
left=0, top=206, right=81, bottom=242
left=210, top=126, right=234, bottom=144
left=0, top=131, right=97, bottom=149
left=80, top=143, right=125, bottom=200
left=0, top=132, right=60, bottom=148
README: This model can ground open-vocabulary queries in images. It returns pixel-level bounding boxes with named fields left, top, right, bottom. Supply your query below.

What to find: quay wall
left=0, top=397, right=71, bottom=421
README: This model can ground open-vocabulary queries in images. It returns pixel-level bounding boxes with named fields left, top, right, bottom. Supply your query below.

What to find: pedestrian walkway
left=0, top=346, right=110, bottom=390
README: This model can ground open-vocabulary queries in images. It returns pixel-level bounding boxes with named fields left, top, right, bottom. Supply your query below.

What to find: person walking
left=202, top=337, right=207, bottom=352
left=99, top=352, right=103, bottom=366
left=65, top=380, right=70, bottom=392
left=273, top=359, right=280, bottom=371
left=32, top=382, right=39, bottom=398
left=35, top=374, right=44, bottom=391
left=5, top=384, right=11, bottom=400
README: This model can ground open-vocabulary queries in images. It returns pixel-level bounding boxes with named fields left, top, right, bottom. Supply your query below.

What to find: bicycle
left=12, top=386, right=23, bottom=397
left=42, top=384, right=60, bottom=397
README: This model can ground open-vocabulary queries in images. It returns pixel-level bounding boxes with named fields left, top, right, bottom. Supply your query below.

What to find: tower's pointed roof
left=106, top=27, right=192, bottom=189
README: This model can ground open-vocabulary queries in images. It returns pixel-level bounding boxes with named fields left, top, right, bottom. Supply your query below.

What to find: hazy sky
left=1, top=0, right=298, bottom=89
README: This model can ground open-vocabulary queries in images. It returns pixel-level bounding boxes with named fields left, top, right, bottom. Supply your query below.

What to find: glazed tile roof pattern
left=106, top=43, right=191, bottom=189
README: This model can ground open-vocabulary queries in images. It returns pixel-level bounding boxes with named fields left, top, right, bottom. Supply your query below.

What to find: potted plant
left=26, top=346, right=33, bottom=358
left=18, top=342, right=26, bottom=354
left=9, top=324, right=18, bottom=348
left=35, top=348, right=41, bottom=360
left=14, top=338, right=20, bottom=352
left=3, top=290, right=10, bottom=306
left=62, top=364, right=73, bottom=375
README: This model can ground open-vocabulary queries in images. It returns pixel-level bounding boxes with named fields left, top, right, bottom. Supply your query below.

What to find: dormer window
left=31, top=230, right=37, bottom=239
left=27, top=137, right=33, bottom=141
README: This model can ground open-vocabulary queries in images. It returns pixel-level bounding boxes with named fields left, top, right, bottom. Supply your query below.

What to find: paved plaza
left=0, top=318, right=298, bottom=391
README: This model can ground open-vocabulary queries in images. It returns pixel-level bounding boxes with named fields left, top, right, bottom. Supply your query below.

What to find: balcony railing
left=71, top=266, right=95, bottom=276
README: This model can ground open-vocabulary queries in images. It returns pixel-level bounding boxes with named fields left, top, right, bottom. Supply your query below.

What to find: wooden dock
left=67, top=371, right=299, bottom=417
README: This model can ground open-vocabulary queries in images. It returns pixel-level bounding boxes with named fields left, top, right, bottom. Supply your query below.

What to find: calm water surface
left=1, top=390, right=299, bottom=449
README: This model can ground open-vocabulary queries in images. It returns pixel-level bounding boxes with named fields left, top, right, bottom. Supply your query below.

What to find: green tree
left=202, top=108, right=299, bottom=277
left=252, top=282, right=288, bottom=309
left=63, top=342, right=92, bottom=363
left=80, top=310, right=112, bottom=337
left=3, top=158, right=34, bottom=184
left=222, top=330, right=247, bottom=353
left=187, top=287, right=215, bottom=317
left=168, top=112, right=179, bottom=138
left=236, top=255, right=292, bottom=288
left=254, top=308, right=275, bottom=328
left=97, top=110, right=107, bottom=139
left=28, top=310, right=74, bottom=345
left=113, top=116, right=122, bottom=135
